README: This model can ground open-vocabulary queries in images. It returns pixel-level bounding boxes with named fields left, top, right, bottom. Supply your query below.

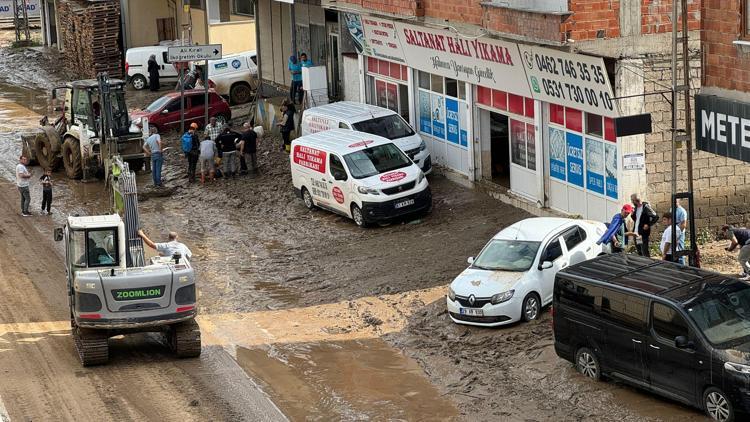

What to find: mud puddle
left=236, top=338, right=458, bottom=421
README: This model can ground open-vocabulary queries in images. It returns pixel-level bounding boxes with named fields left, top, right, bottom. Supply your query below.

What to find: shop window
left=604, top=117, right=616, bottom=141
left=431, top=74, right=444, bottom=94
left=550, top=104, right=565, bottom=126
left=401, top=65, right=410, bottom=82
left=525, top=98, right=535, bottom=118
left=446, top=78, right=458, bottom=98
left=458, top=81, right=466, bottom=100
left=492, top=90, right=507, bottom=111
left=565, top=108, right=583, bottom=132
left=390, top=62, right=401, bottom=80
left=586, top=112, right=603, bottom=137
left=232, top=0, right=254, bottom=16
left=399, top=84, right=410, bottom=122
left=526, top=124, right=536, bottom=171
left=418, top=71, right=431, bottom=90
left=367, top=57, right=377, bottom=73
left=477, top=86, right=492, bottom=106
left=508, top=94, right=524, bottom=115
left=510, top=119, right=527, bottom=167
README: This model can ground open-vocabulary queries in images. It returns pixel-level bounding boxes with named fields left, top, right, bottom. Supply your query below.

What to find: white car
left=205, top=50, right=258, bottom=105
left=447, top=217, right=608, bottom=327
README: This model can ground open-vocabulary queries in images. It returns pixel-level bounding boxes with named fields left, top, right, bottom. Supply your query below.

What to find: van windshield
left=472, top=240, right=541, bottom=272
left=343, top=143, right=412, bottom=179
left=145, top=96, right=172, bottom=112
left=685, top=280, right=750, bottom=347
left=353, top=115, right=415, bottom=140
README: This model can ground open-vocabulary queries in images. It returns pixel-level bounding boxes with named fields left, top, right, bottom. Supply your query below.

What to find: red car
left=131, top=89, right=231, bottom=132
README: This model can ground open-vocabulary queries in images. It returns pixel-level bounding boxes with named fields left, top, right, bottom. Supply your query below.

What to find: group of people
left=596, top=194, right=688, bottom=263
left=181, top=117, right=260, bottom=184
left=15, top=155, right=53, bottom=217
left=288, top=52, right=313, bottom=104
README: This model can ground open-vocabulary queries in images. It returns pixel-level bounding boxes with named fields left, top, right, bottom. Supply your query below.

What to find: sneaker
left=21, top=212, right=31, bottom=217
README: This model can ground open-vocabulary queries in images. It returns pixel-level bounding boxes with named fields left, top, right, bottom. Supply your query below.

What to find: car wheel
left=521, top=293, right=541, bottom=322
left=215, top=114, right=228, bottom=126
left=575, top=347, right=601, bottom=381
left=351, top=204, right=367, bottom=228
left=704, top=387, right=734, bottom=422
left=302, top=188, right=315, bottom=210
left=131, top=74, right=147, bottom=90
left=229, top=83, right=253, bottom=105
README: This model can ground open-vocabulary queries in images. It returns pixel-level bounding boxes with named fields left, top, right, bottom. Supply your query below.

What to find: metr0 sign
left=519, top=45, right=619, bottom=118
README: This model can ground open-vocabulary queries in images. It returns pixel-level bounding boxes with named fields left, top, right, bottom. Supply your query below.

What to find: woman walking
left=147, top=54, right=160, bottom=91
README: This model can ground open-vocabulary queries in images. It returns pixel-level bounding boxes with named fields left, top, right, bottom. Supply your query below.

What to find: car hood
left=720, top=340, right=750, bottom=363
left=130, top=110, right=150, bottom=120
left=450, top=267, right=526, bottom=297
left=389, top=133, right=422, bottom=151
left=356, top=163, right=423, bottom=189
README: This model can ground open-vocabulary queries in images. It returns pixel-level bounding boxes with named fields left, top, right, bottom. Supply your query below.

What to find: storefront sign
left=549, top=128, right=566, bottom=181
left=431, top=94, right=445, bottom=139
left=622, top=152, right=645, bottom=170
left=446, top=98, right=460, bottom=144
left=419, top=91, right=432, bottom=135
left=585, top=138, right=605, bottom=195
left=605, top=143, right=618, bottom=199
left=459, top=103, right=468, bottom=147
left=696, top=94, right=750, bottom=163
left=361, top=16, right=405, bottom=63
left=394, top=22, right=532, bottom=97
left=566, top=133, right=584, bottom=188
left=519, top=45, right=619, bottom=118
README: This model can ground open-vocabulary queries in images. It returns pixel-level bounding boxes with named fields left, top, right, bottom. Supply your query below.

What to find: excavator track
left=73, top=327, right=110, bottom=367
left=170, top=319, right=202, bottom=358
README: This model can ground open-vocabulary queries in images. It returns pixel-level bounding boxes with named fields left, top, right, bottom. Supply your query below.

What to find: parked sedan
left=131, top=90, right=231, bottom=132
left=446, top=217, right=608, bottom=327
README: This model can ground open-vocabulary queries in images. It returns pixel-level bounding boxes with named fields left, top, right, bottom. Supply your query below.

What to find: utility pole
left=670, top=0, right=697, bottom=266
left=12, top=0, right=31, bottom=46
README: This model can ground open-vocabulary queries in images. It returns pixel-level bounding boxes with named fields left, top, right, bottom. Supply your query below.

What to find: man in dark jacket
left=631, top=193, right=659, bottom=257
left=215, top=125, right=240, bottom=178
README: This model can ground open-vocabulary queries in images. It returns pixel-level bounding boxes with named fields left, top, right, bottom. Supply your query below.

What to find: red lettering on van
left=347, top=141, right=374, bottom=148
left=379, top=171, right=407, bottom=182
left=293, top=145, right=327, bottom=173
left=332, top=186, right=345, bottom=204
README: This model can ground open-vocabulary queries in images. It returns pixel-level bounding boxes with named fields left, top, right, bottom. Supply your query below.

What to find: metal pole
left=290, top=3, right=297, bottom=59
left=180, top=66, right=185, bottom=134
left=204, top=58, right=209, bottom=127
left=670, top=0, right=678, bottom=262
left=254, top=0, right=262, bottom=99
left=681, top=0, right=694, bottom=196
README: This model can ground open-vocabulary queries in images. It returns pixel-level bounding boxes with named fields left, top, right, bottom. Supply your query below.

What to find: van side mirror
left=675, top=335, right=693, bottom=349
left=162, top=109, right=169, bottom=114
left=540, top=261, right=554, bottom=270
left=467, top=257, right=474, bottom=265
left=54, top=228, right=64, bottom=241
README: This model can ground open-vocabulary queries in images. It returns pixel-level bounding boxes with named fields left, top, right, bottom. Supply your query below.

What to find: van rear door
left=647, top=301, right=699, bottom=402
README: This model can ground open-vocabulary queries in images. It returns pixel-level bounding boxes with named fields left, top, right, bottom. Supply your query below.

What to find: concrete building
left=696, top=0, right=750, bottom=229
left=302, top=0, right=703, bottom=224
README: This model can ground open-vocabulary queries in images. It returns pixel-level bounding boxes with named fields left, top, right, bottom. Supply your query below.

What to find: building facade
left=696, top=0, right=750, bottom=229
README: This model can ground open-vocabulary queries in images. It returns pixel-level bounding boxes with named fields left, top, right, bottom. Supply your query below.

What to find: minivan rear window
left=352, top=115, right=415, bottom=140
left=343, top=144, right=412, bottom=179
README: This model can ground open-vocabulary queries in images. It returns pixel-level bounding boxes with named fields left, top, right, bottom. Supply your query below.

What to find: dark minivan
left=553, top=253, right=750, bottom=422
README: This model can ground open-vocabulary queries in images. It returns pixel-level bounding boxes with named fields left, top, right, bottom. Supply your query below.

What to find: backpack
left=181, top=132, right=193, bottom=153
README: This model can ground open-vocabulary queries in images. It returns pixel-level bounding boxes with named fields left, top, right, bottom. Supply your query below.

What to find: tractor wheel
left=61, top=137, right=83, bottom=179
left=169, top=319, right=202, bottom=358
left=230, top=82, right=253, bottom=105
left=34, top=130, right=61, bottom=170
left=73, top=327, right=109, bottom=367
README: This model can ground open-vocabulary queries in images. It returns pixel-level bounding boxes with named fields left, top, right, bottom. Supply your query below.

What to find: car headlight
left=490, top=290, right=515, bottom=305
left=417, top=171, right=425, bottom=184
left=357, top=185, right=380, bottom=195
left=725, top=362, right=750, bottom=374
left=419, top=139, right=427, bottom=151
left=448, top=287, right=456, bottom=301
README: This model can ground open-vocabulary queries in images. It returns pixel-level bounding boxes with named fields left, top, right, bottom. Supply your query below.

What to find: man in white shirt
left=16, top=156, right=32, bottom=216
left=660, top=211, right=682, bottom=263
left=138, top=229, right=192, bottom=260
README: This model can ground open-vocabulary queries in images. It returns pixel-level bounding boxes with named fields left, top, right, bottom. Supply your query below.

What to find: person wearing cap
left=181, top=122, right=200, bottom=183
left=597, top=204, right=634, bottom=253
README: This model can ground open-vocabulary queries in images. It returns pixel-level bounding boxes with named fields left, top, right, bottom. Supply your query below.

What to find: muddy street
left=0, top=38, right=719, bottom=421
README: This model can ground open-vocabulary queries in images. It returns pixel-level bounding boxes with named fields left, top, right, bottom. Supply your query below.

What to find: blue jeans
left=151, top=152, right=163, bottom=186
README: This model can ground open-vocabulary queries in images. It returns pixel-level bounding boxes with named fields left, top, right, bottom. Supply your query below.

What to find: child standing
left=40, top=169, right=53, bottom=215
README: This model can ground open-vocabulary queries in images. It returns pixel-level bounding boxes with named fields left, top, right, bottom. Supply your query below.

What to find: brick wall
left=642, top=0, right=701, bottom=34
left=483, top=6, right=567, bottom=43
left=422, top=0, right=482, bottom=25
left=338, top=0, right=424, bottom=16
left=563, top=0, right=621, bottom=41
left=702, top=0, right=750, bottom=92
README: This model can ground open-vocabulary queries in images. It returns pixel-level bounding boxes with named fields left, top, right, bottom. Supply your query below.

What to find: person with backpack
left=630, top=193, right=659, bottom=257
left=182, top=123, right=200, bottom=183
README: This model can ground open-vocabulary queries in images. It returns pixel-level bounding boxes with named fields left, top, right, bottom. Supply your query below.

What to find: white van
left=291, top=129, right=432, bottom=227
left=300, top=102, right=432, bottom=174
left=205, top=50, right=258, bottom=105
left=125, top=46, right=179, bottom=90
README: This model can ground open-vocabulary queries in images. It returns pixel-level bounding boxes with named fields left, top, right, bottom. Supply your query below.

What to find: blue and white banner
left=419, top=90, right=432, bottom=135
left=585, top=138, right=605, bottom=195
left=459, top=102, right=468, bottom=147
left=604, top=142, right=618, bottom=199
left=446, top=98, right=459, bottom=144
left=566, top=132, right=584, bottom=188
left=431, top=94, right=445, bottom=139
left=549, top=127, right=566, bottom=181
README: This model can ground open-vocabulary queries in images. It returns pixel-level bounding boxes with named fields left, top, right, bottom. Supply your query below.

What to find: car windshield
left=472, top=240, right=541, bottom=271
left=343, top=143, right=412, bottom=179
left=145, top=96, right=172, bottom=112
left=352, top=115, right=415, bottom=140
left=685, top=280, right=750, bottom=347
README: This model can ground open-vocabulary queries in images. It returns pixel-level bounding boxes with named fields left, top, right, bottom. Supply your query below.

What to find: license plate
left=459, top=308, right=484, bottom=317
left=394, top=198, right=415, bottom=209
left=112, top=285, right=166, bottom=301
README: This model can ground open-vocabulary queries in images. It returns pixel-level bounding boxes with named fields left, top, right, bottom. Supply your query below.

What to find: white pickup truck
left=206, top=50, right=258, bottom=105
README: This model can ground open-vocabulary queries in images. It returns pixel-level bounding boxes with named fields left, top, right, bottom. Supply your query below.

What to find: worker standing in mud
left=182, top=123, right=200, bottom=183
left=16, top=155, right=32, bottom=216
